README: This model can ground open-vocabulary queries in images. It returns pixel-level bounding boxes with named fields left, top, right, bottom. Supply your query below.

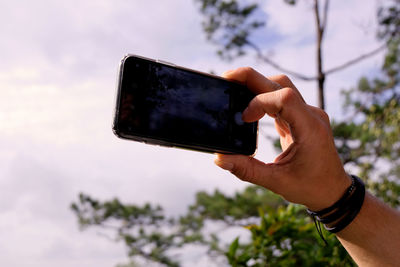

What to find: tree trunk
left=314, top=0, right=328, bottom=110
left=318, top=72, right=325, bottom=110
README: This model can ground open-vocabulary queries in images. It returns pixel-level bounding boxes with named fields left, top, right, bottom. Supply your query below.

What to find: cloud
left=0, top=0, right=386, bottom=266
left=0, top=151, right=124, bottom=267
left=258, top=0, right=383, bottom=111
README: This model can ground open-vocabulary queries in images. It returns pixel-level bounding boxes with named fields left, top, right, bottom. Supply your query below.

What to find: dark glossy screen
left=115, top=56, right=257, bottom=154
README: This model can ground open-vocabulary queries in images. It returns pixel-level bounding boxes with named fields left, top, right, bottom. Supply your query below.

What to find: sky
left=0, top=0, right=384, bottom=266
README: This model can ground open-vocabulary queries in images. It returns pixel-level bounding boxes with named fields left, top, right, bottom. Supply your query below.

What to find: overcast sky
left=0, top=0, right=384, bottom=266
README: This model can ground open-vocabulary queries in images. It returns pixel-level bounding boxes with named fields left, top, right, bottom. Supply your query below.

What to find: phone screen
left=113, top=55, right=258, bottom=155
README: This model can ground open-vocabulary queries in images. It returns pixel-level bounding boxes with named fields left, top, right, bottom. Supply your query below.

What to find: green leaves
left=71, top=2, right=400, bottom=266
left=333, top=2, right=400, bottom=208
left=194, top=0, right=265, bottom=60
left=225, top=204, right=355, bottom=266
left=377, top=0, right=400, bottom=41
left=71, top=193, right=165, bottom=229
left=227, top=237, right=240, bottom=262
left=72, top=188, right=355, bottom=266
left=71, top=193, right=179, bottom=266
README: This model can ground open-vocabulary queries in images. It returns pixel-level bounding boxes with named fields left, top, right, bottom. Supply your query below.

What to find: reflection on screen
left=118, top=57, right=257, bottom=154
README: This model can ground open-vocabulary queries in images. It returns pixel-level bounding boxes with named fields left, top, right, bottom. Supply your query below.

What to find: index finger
left=222, top=67, right=282, bottom=95
left=223, top=68, right=305, bottom=103
left=242, top=87, right=311, bottom=139
left=268, top=74, right=305, bottom=103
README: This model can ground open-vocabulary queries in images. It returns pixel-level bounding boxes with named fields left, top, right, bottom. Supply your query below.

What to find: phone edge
left=112, top=54, right=259, bottom=156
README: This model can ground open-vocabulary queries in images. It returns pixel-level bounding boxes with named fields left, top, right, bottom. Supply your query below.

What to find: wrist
left=307, top=175, right=366, bottom=234
left=307, top=172, right=353, bottom=212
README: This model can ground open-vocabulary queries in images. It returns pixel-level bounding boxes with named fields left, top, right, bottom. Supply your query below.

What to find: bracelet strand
left=307, top=175, right=366, bottom=243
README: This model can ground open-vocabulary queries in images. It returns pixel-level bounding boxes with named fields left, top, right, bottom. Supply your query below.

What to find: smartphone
left=112, top=55, right=258, bottom=155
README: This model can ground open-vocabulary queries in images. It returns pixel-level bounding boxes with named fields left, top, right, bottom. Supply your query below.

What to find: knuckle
left=272, top=74, right=294, bottom=88
left=319, top=109, right=331, bottom=124
left=275, top=74, right=291, bottom=84
left=241, top=66, right=255, bottom=73
left=308, top=105, right=331, bottom=124
left=313, top=115, right=332, bottom=139
left=236, top=66, right=255, bottom=78
left=279, top=87, right=298, bottom=105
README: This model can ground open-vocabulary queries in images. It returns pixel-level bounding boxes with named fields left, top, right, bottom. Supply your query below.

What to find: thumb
left=214, top=154, right=278, bottom=190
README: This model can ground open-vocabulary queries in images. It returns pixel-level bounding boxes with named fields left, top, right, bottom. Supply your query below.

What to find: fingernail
left=214, top=159, right=234, bottom=171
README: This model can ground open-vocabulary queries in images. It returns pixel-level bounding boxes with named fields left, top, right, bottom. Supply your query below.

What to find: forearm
left=336, top=192, right=400, bottom=266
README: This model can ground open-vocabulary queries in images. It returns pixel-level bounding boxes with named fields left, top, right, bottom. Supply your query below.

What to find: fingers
left=222, top=67, right=282, bottom=95
left=222, top=68, right=305, bottom=103
left=216, top=68, right=343, bottom=209
left=268, top=74, right=305, bottom=103
left=242, top=87, right=311, bottom=139
left=268, top=74, right=296, bottom=88
left=214, top=153, right=279, bottom=191
left=223, top=67, right=311, bottom=140
left=242, top=87, right=305, bottom=122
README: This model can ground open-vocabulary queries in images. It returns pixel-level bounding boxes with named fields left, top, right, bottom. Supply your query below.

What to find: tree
left=194, top=0, right=386, bottom=109
left=71, top=187, right=354, bottom=266
left=333, top=0, right=400, bottom=207
left=71, top=1, right=399, bottom=266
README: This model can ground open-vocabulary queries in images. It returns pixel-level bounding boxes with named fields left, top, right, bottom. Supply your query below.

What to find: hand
left=215, top=67, right=351, bottom=211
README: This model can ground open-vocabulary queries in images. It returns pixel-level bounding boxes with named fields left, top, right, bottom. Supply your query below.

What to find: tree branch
left=314, top=0, right=322, bottom=36
left=325, top=43, right=386, bottom=75
left=246, top=40, right=317, bottom=81
left=314, top=0, right=326, bottom=109
left=321, top=0, right=330, bottom=38
left=247, top=40, right=386, bottom=84
left=246, top=0, right=384, bottom=86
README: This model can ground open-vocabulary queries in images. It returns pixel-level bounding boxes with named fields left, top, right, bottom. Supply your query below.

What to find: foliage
left=71, top=187, right=354, bottom=266
left=71, top=188, right=284, bottom=266
left=194, top=0, right=388, bottom=109
left=194, top=0, right=265, bottom=60
left=71, top=194, right=181, bottom=267
left=332, top=1, right=400, bottom=207
left=226, top=205, right=353, bottom=267
left=185, top=186, right=284, bottom=223
left=72, top=1, right=400, bottom=266
left=377, top=0, right=400, bottom=41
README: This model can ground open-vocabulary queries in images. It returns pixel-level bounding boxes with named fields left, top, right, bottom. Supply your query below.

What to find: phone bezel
left=112, top=54, right=258, bottom=155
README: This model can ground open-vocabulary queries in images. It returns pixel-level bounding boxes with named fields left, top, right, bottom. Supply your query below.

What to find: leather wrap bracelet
left=307, top=175, right=366, bottom=241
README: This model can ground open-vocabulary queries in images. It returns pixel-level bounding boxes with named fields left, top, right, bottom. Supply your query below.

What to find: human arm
left=336, top=192, right=400, bottom=266
left=214, top=67, right=400, bottom=266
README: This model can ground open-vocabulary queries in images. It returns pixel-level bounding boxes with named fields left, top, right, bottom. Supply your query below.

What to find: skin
left=214, top=67, right=400, bottom=266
